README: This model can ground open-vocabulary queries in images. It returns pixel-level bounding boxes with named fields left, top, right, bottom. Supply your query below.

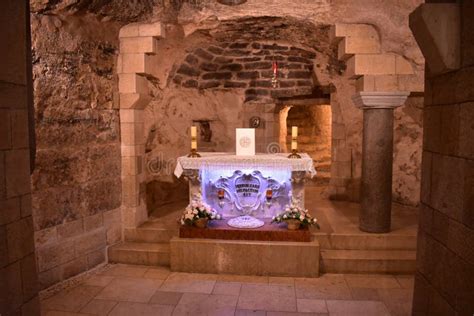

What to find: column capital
left=352, top=91, right=410, bottom=110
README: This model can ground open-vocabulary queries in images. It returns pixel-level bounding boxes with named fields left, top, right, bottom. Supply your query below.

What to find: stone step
left=313, top=233, right=417, bottom=250
left=320, top=249, right=416, bottom=274
left=124, top=227, right=179, bottom=243
left=171, top=238, right=320, bottom=277
left=108, top=242, right=170, bottom=266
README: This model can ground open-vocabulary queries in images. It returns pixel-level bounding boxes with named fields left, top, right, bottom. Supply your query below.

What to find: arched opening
left=285, top=103, right=332, bottom=188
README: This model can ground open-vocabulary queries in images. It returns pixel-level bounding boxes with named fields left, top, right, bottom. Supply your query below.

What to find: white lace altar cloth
left=227, top=215, right=265, bottom=229
left=174, top=152, right=316, bottom=178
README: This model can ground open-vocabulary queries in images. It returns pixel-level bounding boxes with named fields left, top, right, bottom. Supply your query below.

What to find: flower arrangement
left=271, top=203, right=320, bottom=230
left=180, top=200, right=222, bottom=227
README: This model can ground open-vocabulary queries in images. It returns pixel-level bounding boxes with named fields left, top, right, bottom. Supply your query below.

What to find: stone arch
left=116, top=19, right=422, bottom=228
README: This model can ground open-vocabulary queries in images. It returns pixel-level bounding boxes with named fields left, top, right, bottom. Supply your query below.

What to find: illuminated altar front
left=174, top=153, right=316, bottom=225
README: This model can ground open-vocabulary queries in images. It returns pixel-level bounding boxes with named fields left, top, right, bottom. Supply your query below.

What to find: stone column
left=352, top=92, right=409, bottom=233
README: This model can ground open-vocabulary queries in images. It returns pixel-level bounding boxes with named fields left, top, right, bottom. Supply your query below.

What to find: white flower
left=193, top=210, right=198, bottom=214
left=185, top=214, right=194, bottom=220
left=180, top=220, right=185, bottom=225
left=211, top=215, right=215, bottom=219
left=216, top=214, right=221, bottom=220
left=283, top=215, right=287, bottom=219
left=313, top=218, right=318, bottom=223
left=299, top=215, right=304, bottom=221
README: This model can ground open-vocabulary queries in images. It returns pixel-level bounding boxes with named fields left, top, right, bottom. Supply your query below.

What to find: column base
left=359, top=222, right=391, bottom=234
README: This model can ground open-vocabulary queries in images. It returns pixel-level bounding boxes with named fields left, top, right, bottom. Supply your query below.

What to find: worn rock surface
left=29, top=0, right=425, bottom=289
left=30, top=9, right=126, bottom=289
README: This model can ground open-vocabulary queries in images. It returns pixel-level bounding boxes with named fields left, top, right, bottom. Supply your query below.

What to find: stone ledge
left=179, top=219, right=311, bottom=242
left=170, top=237, right=320, bottom=277
left=352, top=91, right=410, bottom=109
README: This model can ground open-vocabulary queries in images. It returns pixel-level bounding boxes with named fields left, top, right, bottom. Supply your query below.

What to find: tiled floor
left=41, top=264, right=414, bottom=316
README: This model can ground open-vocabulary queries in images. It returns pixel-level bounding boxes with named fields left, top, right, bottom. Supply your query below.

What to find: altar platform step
left=108, top=241, right=170, bottom=266
left=320, top=249, right=417, bottom=274
left=124, top=226, right=178, bottom=243
left=312, top=233, right=417, bottom=250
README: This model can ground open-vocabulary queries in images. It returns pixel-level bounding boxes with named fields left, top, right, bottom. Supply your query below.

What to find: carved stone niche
left=217, top=0, right=247, bottom=5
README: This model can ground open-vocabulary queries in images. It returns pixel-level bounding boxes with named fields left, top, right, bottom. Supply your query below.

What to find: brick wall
left=172, top=42, right=318, bottom=103
left=0, top=0, right=40, bottom=315
left=412, top=1, right=474, bottom=314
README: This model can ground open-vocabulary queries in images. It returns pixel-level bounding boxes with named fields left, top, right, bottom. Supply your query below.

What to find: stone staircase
left=108, top=219, right=417, bottom=275
left=314, top=232, right=417, bottom=274
left=108, top=219, right=179, bottom=267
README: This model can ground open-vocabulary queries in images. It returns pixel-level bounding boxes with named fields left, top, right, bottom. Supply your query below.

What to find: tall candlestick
left=291, top=140, right=297, bottom=150
left=288, top=125, right=300, bottom=158
left=188, top=125, right=201, bottom=157
left=191, top=126, right=197, bottom=150
left=292, top=126, right=298, bottom=138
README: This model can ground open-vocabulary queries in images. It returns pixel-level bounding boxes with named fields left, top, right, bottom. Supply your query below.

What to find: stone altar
left=174, top=153, right=316, bottom=227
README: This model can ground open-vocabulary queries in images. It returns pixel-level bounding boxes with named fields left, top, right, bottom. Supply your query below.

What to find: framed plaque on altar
left=236, top=128, right=255, bottom=156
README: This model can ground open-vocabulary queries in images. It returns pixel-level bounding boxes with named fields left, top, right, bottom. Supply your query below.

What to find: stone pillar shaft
left=360, top=109, right=394, bottom=232
left=352, top=92, right=409, bottom=233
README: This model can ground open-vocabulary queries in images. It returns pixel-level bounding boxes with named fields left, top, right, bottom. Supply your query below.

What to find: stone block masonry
left=30, top=13, right=123, bottom=291
left=34, top=208, right=122, bottom=289
left=1, top=0, right=40, bottom=314
left=172, top=42, right=317, bottom=103
left=410, top=3, right=474, bottom=315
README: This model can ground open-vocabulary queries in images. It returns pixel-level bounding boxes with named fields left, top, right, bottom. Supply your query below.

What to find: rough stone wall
left=28, top=0, right=167, bottom=289
left=412, top=2, right=474, bottom=314
left=393, top=96, right=423, bottom=206
left=0, top=1, right=40, bottom=315
left=30, top=13, right=122, bottom=290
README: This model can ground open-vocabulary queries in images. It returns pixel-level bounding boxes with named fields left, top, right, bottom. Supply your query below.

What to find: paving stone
left=108, top=302, right=174, bottom=316
left=149, top=290, right=183, bottom=305
left=296, top=299, right=328, bottom=313
left=95, top=277, right=163, bottom=303
left=80, top=299, right=118, bottom=315
left=237, top=284, right=296, bottom=312
left=213, top=282, right=242, bottom=295
left=42, top=285, right=103, bottom=312
left=326, top=299, right=390, bottom=316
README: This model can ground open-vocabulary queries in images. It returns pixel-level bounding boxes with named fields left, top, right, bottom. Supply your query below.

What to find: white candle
left=291, top=140, right=297, bottom=150
left=191, top=126, right=197, bottom=150
left=292, top=126, right=298, bottom=138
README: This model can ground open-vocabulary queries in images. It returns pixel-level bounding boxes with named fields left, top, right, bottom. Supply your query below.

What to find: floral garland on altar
left=271, top=198, right=320, bottom=229
left=180, top=199, right=222, bottom=225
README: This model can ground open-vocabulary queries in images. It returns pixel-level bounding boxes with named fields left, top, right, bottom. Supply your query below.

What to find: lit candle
left=291, top=126, right=298, bottom=150
left=291, top=126, right=298, bottom=138
left=191, top=126, right=197, bottom=150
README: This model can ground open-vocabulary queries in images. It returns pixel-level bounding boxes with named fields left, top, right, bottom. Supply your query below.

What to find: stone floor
left=40, top=264, right=414, bottom=316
